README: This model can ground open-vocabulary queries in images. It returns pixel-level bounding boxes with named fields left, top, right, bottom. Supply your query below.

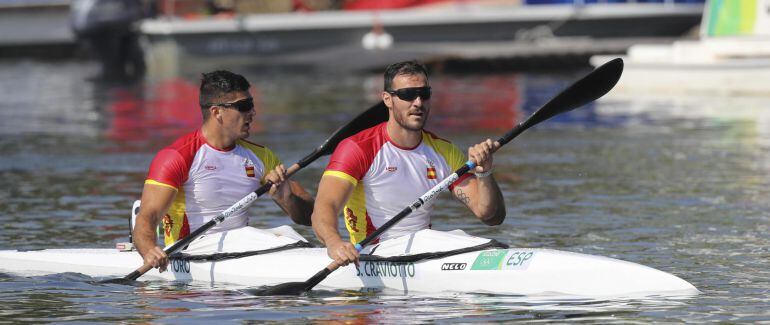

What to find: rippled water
left=0, top=60, right=768, bottom=323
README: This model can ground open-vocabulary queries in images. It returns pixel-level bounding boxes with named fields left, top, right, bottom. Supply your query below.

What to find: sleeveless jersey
left=324, top=122, right=471, bottom=243
left=145, top=129, right=281, bottom=246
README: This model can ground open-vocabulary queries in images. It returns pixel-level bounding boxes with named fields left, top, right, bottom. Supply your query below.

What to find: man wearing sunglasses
left=312, top=61, right=506, bottom=267
left=133, top=70, right=314, bottom=272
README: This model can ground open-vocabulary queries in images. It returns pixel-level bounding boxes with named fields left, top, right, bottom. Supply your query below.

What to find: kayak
left=0, top=228, right=698, bottom=297
left=0, top=60, right=644, bottom=297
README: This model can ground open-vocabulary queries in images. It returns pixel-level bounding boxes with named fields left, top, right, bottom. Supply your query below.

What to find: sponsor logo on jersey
left=205, top=165, right=217, bottom=171
left=245, top=166, right=255, bottom=177
left=386, top=166, right=397, bottom=172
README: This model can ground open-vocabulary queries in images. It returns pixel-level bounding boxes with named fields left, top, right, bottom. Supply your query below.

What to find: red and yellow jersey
left=324, top=122, right=470, bottom=244
left=146, top=129, right=280, bottom=246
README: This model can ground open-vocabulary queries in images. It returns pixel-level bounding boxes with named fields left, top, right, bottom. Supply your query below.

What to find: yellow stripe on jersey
left=145, top=179, right=179, bottom=191
left=164, top=188, right=187, bottom=246
left=344, top=183, right=369, bottom=244
left=237, top=139, right=282, bottom=184
left=323, top=170, right=359, bottom=186
left=422, top=132, right=466, bottom=170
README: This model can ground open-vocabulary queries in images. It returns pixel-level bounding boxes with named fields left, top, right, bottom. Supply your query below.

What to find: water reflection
left=0, top=266, right=717, bottom=323
left=426, top=74, right=521, bottom=131
left=104, top=78, right=201, bottom=145
left=595, top=95, right=770, bottom=136
left=0, top=63, right=573, bottom=141
left=0, top=61, right=101, bottom=136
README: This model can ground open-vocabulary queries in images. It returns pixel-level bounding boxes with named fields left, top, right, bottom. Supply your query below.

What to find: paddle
left=103, top=101, right=389, bottom=284
left=247, top=58, right=624, bottom=296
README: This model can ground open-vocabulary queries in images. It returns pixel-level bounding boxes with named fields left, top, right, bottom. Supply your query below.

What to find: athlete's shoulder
left=237, top=138, right=266, bottom=149
left=423, top=128, right=464, bottom=161
left=236, top=138, right=281, bottom=171
left=422, top=129, right=453, bottom=145
left=163, top=129, right=207, bottom=158
left=347, top=122, right=387, bottom=144
left=336, top=122, right=388, bottom=156
left=147, top=131, right=205, bottom=188
left=237, top=138, right=269, bottom=154
left=326, top=123, right=386, bottom=179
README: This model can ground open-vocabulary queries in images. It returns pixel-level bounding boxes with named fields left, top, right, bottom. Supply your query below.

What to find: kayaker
left=133, top=70, right=314, bottom=272
left=312, top=60, right=506, bottom=267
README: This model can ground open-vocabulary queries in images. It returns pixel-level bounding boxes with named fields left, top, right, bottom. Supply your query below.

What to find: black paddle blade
left=318, top=101, right=388, bottom=156
left=244, top=282, right=310, bottom=296
left=526, top=58, right=623, bottom=128
left=500, top=58, right=624, bottom=145
left=98, top=277, right=135, bottom=285
left=297, top=101, right=388, bottom=168
left=98, top=269, right=142, bottom=284
left=246, top=266, right=333, bottom=296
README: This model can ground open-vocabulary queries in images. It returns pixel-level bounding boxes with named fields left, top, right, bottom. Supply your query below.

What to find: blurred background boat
left=591, top=0, right=770, bottom=97
left=0, top=0, right=75, bottom=57
left=0, top=0, right=705, bottom=79
left=139, top=0, right=705, bottom=77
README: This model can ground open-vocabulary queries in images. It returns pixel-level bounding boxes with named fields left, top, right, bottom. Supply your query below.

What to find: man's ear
left=383, top=92, right=393, bottom=109
left=210, top=106, right=223, bottom=121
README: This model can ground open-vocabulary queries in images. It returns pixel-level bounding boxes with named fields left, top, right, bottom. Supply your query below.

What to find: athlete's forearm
left=312, top=175, right=355, bottom=246
left=279, top=185, right=314, bottom=226
left=311, top=206, right=344, bottom=246
left=133, top=213, right=161, bottom=257
left=473, top=175, right=506, bottom=225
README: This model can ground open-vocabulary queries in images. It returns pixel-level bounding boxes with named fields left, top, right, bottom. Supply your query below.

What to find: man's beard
left=394, top=110, right=428, bottom=131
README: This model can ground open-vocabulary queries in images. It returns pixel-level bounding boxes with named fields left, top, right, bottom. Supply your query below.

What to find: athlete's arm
left=133, top=183, right=177, bottom=272
left=452, top=139, right=506, bottom=225
left=312, top=175, right=359, bottom=266
left=266, top=164, right=314, bottom=226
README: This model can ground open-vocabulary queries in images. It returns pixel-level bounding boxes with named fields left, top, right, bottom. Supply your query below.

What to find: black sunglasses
left=208, top=98, right=254, bottom=113
left=387, top=86, right=432, bottom=101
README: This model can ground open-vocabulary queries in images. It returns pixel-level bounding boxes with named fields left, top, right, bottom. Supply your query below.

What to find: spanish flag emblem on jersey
left=245, top=166, right=256, bottom=177
left=427, top=167, right=436, bottom=179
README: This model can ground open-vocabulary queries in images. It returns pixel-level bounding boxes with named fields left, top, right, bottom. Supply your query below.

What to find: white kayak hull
left=0, top=246, right=698, bottom=297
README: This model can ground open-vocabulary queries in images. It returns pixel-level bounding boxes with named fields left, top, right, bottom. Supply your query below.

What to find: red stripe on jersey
left=146, top=129, right=206, bottom=188
left=179, top=213, right=190, bottom=239
left=365, top=212, right=379, bottom=245
left=326, top=122, right=389, bottom=181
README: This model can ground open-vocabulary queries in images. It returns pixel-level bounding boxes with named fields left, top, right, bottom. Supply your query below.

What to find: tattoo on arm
left=455, top=188, right=470, bottom=206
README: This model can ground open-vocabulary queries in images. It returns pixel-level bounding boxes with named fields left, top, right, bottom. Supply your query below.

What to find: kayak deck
left=0, top=247, right=699, bottom=297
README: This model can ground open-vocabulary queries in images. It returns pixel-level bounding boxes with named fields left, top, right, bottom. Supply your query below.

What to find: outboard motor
left=70, top=0, right=149, bottom=79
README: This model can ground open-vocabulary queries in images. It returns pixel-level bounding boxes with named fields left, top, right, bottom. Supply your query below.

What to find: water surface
left=0, top=60, right=768, bottom=323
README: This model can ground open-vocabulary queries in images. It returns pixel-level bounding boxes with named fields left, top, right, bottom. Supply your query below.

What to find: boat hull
left=591, top=54, right=770, bottom=97
left=0, top=247, right=698, bottom=297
